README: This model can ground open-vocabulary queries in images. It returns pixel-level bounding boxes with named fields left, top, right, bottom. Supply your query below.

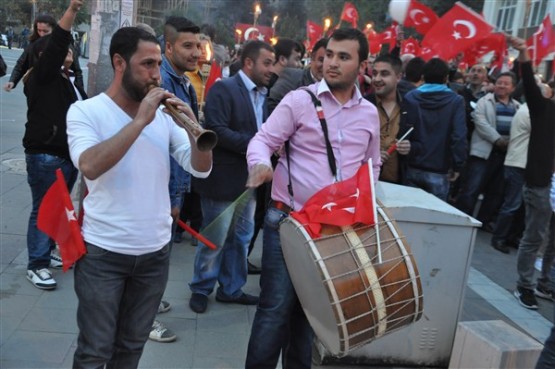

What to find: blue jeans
left=516, top=185, right=553, bottom=290
left=190, top=192, right=256, bottom=298
left=73, top=243, right=170, bottom=369
left=246, top=207, right=313, bottom=369
left=536, top=305, right=555, bottom=369
left=491, top=166, right=525, bottom=245
left=26, top=153, right=77, bottom=270
left=405, top=167, right=449, bottom=201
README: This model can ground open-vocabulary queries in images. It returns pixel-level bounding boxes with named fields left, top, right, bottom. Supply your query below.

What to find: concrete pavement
left=1, top=46, right=553, bottom=368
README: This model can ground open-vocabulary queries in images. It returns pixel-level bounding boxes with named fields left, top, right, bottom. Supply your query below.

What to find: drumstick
left=386, top=127, right=414, bottom=155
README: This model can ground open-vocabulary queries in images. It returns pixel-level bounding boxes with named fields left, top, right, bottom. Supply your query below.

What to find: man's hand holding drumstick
left=382, top=127, right=413, bottom=163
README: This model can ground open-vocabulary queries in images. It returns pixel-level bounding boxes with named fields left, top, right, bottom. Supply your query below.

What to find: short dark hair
left=163, top=16, right=199, bottom=44
left=110, top=27, right=160, bottom=68
left=329, top=28, right=368, bottom=64
left=496, top=71, right=517, bottom=86
left=404, top=57, right=425, bottom=83
left=422, top=58, right=449, bottom=84
left=311, top=38, right=328, bottom=56
left=240, top=40, right=274, bottom=66
left=374, top=54, right=403, bottom=75
left=273, top=38, right=303, bottom=61
left=200, top=24, right=216, bottom=41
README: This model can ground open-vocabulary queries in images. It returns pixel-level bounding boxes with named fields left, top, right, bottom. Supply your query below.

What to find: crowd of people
left=2, top=0, right=555, bottom=367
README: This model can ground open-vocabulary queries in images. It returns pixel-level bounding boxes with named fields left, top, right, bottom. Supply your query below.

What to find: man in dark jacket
left=23, top=0, right=86, bottom=290
left=403, top=57, right=467, bottom=201
left=189, top=40, right=275, bottom=313
left=508, top=37, right=555, bottom=314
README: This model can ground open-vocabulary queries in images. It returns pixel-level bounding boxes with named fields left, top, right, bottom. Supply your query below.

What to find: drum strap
left=284, top=89, right=338, bottom=200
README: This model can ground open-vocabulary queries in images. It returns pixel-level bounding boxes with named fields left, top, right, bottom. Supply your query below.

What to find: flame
left=270, top=37, right=278, bottom=45
left=236, top=29, right=242, bottom=35
left=205, top=43, right=212, bottom=63
left=255, top=4, right=261, bottom=15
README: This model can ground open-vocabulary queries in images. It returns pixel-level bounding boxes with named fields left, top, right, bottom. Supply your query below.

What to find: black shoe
left=492, top=241, right=510, bottom=254
left=248, top=261, right=261, bottom=275
left=173, top=232, right=183, bottom=243
left=535, top=285, right=554, bottom=301
left=191, top=238, right=198, bottom=246
left=216, top=292, right=258, bottom=305
left=514, top=287, right=538, bottom=309
left=189, top=293, right=208, bottom=313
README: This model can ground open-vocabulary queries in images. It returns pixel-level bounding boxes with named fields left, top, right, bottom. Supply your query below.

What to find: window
left=496, top=0, right=517, bottom=31
left=527, top=0, right=549, bottom=27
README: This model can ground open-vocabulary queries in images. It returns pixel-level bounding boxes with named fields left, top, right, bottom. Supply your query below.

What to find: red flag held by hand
left=526, top=15, right=555, bottom=66
left=291, top=162, right=375, bottom=238
left=340, top=2, right=359, bottom=28
left=420, top=2, right=493, bottom=61
left=37, top=169, right=85, bottom=272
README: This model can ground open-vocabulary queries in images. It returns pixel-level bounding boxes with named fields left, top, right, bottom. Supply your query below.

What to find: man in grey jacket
left=456, top=72, right=519, bottom=225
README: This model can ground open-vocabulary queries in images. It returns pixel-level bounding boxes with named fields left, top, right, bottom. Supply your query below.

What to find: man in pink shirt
left=245, top=28, right=380, bottom=368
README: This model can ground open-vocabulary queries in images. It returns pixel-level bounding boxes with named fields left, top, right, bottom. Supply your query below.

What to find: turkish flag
left=340, top=2, right=359, bottom=28
left=366, top=29, right=381, bottom=55
left=420, top=2, right=493, bottom=61
left=235, top=23, right=274, bottom=43
left=526, top=15, right=555, bottom=66
left=37, top=169, right=86, bottom=272
left=401, top=37, right=421, bottom=56
left=404, top=0, right=438, bottom=35
left=462, top=32, right=505, bottom=66
left=379, top=23, right=398, bottom=51
left=290, top=161, right=376, bottom=238
left=307, top=20, right=323, bottom=50
left=203, top=60, right=222, bottom=100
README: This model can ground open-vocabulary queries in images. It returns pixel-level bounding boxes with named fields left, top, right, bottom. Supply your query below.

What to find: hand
left=380, top=150, right=390, bottom=163
left=171, top=207, right=180, bottom=221
left=494, top=138, right=509, bottom=152
left=3, top=81, right=13, bottom=92
left=507, top=36, right=527, bottom=52
left=164, top=95, right=199, bottom=126
left=69, top=0, right=84, bottom=12
left=135, top=87, right=173, bottom=128
left=246, top=164, right=273, bottom=188
left=396, top=140, right=411, bottom=155
left=447, top=170, right=460, bottom=182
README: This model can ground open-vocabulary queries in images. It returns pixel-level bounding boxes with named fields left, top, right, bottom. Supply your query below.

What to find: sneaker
left=50, top=249, right=63, bottom=269
left=514, top=287, right=538, bottom=309
left=535, top=285, right=554, bottom=301
left=149, top=320, right=177, bottom=343
left=158, top=300, right=171, bottom=313
left=27, top=268, right=57, bottom=290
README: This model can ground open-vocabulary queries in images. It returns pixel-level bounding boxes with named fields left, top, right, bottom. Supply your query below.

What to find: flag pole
left=368, top=158, right=382, bottom=264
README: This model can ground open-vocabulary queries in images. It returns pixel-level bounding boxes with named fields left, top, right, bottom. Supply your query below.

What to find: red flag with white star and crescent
left=290, top=161, right=376, bottom=238
left=37, top=169, right=86, bottom=272
left=420, top=2, right=493, bottom=61
left=404, top=0, right=438, bottom=35
left=340, top=2, right=359, bottom=28
left=235, top=23, right=274, bottom=43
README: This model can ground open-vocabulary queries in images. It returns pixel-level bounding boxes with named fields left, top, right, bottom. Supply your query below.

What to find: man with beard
left=365, top=54, right=418, bottom=184
left=189, top=40, right=275, bottom=314
left=245, top=28, right=380, bottom=368
left=66, top=27, right=212, bottom=368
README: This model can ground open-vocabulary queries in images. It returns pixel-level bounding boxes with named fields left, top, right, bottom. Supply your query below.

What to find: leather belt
left=269, top=200, right=292, bottom=214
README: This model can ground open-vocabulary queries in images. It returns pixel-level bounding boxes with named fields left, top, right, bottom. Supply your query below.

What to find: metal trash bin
left=314, top=182, right=481, bottom=367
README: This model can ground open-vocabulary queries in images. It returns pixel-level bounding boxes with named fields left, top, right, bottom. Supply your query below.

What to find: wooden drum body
left=280, top=205, right=423, bottom=357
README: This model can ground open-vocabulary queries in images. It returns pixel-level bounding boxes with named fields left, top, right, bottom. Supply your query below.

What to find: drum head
left=280, top=216, right=343, bottom=355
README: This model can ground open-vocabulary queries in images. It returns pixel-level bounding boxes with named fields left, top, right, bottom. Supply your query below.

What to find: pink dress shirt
left=247, top=79, right=381, bottom=211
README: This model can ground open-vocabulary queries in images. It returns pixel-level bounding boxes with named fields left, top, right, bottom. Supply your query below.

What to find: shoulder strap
left=283, top=88, right=338, bottom=201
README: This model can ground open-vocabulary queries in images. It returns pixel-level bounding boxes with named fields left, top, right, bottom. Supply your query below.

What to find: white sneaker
left=27, top=268, right=57, bottom=290
left=50, top=249, right=63, bottom=269
left=149, top=320, right=177, bottom=342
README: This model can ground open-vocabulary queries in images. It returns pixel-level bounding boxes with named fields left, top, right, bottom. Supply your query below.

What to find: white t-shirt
left=67, top=93, right=210, bottom=255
